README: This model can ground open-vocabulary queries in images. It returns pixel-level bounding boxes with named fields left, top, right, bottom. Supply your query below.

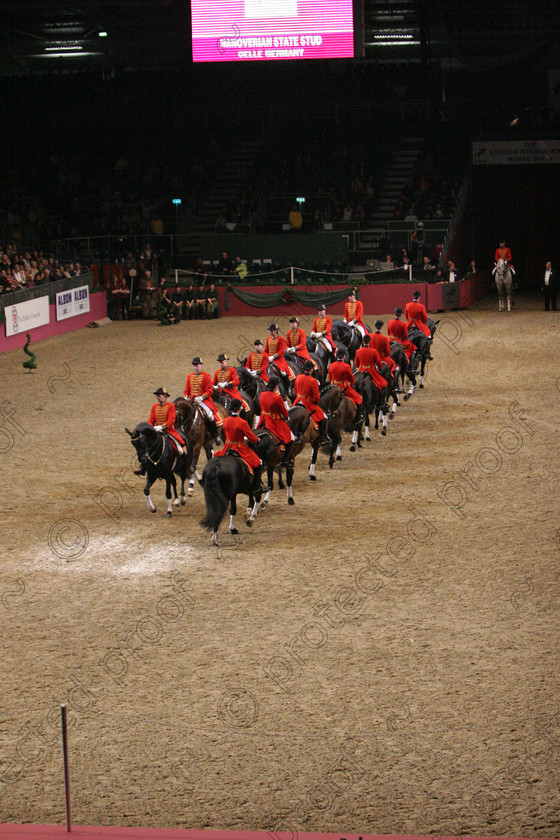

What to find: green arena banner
left=226, top=285, right=357, bottom=311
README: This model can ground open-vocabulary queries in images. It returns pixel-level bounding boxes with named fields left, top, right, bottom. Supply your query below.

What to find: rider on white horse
left=492, top=259, right=514, bottom=312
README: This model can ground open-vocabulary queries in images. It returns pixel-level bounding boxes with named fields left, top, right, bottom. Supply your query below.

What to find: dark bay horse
left=126, top=422, right=191, bottom=515
left=331, top=320, right=372, bottom=362
left=263, top=396, right=340, bottom=506
left=174, top=397, right=227, bottom=496
left=407, top=317, right=437, bottom=389
left=354, top=371, right=390, bottom=438
left=201, top=435, right=276, bottom=544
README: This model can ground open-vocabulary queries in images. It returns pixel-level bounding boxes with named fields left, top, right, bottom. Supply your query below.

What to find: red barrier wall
left=0, top=291, right=107, bottom=353
left=219, top=276, right=490, bottom=318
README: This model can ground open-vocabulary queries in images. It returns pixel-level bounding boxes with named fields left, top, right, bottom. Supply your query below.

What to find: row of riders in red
left=126, top=289, right=436, bottom=544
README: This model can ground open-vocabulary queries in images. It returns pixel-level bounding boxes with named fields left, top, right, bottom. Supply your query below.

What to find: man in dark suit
left=542, top=261, right=557, bottom=311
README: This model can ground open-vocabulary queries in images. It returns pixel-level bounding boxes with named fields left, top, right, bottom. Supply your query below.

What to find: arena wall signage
left=191, top=0, right=355, bottom=62
left=4, top=296, right=50, bottom=337
left=472, top=140, right=560, bottom=165
left=56, top=285, right=91, bottom=322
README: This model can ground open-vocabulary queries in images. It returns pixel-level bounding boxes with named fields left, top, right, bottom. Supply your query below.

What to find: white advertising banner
left=5, top=296, right=50, bottom=337
left=472, top=139, right=560, bottom=165
left=56, top=285, right=91, bottom=321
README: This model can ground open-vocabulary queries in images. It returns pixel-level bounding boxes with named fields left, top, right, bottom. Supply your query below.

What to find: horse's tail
left=200, top=460, right=229, bottom=531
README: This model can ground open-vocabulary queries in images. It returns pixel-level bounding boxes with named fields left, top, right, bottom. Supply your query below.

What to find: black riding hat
left=153, top=387, right=169, bottom=397
left=229, top=398, right=243, bottom=413
left=192, top=356, right=203, bottom=365
left=254, top=338, right=263, bottom=346
left=394, top=307, right=403, bottom=317
left=317, top=303, right=326, bottom=311
left=268, top=322, right=279, bottom=331
left=217, top=353, right=229, bottom=362
left=375, top=320, right=384, bottom=330
left=289, top=316, right=299, bottom=324
left=412, top=291, right=421, bottom=299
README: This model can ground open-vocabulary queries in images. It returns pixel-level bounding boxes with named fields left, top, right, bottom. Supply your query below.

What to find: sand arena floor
left=0, top=296, right=559, bottom=837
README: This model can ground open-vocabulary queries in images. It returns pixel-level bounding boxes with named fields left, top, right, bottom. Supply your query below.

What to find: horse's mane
left=134, top=421, right=155, bottom=435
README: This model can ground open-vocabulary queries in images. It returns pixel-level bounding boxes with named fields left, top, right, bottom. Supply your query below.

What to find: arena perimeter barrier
left=165, top=270, right=490, bottom=319
left=0, top=273, right=107, bottom=354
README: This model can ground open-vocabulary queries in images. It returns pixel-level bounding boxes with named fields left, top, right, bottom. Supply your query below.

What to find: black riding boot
left=281, top=441, right=294, bottom=467
left=252, top=465, right=270, bottom=495
left=318, top=418, right=331, bottom=446
left=427, top=340, right=434, bottom=361
left=409, top=351, right=419, bottom=374
left=208, top=418, right=222, bottom=446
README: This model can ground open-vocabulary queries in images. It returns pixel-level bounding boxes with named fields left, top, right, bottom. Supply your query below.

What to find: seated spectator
left=397, top=247, right=410, bottom=267
left=234, top=257, right=248, bottom=280
left=214, top=211, right=228, bottom=232
left=158, top=287, right=176, bottom=325
left=194, top=258, right=207, bottom=281
left=465, top=259, right=477, bottom=276
left=288, top=204, right=303, bottom=232
left=184, top=282, right=195, bottom=320
left=195, top=283, right=208, bottom=319
left=206, top=282, right=220, bottom=319
left=218, top=251, right=233, bottom=275
left=422, top=256, right=435, bottom=271
left=171, top=285, right=184, bottom=323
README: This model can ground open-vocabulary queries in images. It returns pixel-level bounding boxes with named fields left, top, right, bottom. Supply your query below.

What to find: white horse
left=492, top=258, right=514, bottom=311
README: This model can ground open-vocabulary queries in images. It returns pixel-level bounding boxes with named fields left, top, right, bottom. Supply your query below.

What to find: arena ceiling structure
left=1, top=0, right=558, bottom=77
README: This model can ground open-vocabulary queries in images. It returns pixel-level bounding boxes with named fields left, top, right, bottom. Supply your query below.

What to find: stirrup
left=254, top=483, right=271, bottom=494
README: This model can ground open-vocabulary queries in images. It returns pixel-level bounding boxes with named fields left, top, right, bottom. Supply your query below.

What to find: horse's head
left=287, top=405, right=310, bottom=436
left=126, top=422, right=157, bottom=464
left=173, top=396, right=195, bottom=431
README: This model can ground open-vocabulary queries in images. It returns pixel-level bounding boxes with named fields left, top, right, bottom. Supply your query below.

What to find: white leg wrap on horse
left=211, top=531, right=218, bottom=545
left=420, top=375, right=424, bottom=385
left=229, top=514, right=235, bottom=530
left=336, top=443, right=342, bottom=457
left=351, top=431, right=358, bottom=444
left=391, top=403, right=397, bottom=414
left=251, top=501, right=258, bottom=519
left=287, top=485, right=293, bottom=499
left=195, top=470, right=201, bottom=480
left=284, top=400, right=290, bottom=410
left=408, top=384, right=415, bottom=395
left=253, top=415, right=260, bottom=428
left=147, top=495, right=155, bottom=510
left=264, top=490, right=271, bottom=503
left=167, top=499, right=173, bottom=513
left=382, top=414, right=387, bottom=428
left=309, top=462, right=316, bottom=477
left=365, top=425, right=370, bottom=439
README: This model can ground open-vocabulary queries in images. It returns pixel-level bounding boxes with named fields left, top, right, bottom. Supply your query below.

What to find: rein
left=133, top=430, right=166, bottom=466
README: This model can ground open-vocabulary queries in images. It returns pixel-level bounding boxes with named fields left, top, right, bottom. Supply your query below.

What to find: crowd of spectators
left=0, top=243, right=85, bottom=295
left=390, top=150, right=462, bottom=223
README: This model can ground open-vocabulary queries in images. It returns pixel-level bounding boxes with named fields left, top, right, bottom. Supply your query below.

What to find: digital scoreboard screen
left=191, top=0, right=355, bottom=63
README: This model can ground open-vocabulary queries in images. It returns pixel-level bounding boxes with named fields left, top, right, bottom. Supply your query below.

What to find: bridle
left=131, top=429, right=165, bottom=466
